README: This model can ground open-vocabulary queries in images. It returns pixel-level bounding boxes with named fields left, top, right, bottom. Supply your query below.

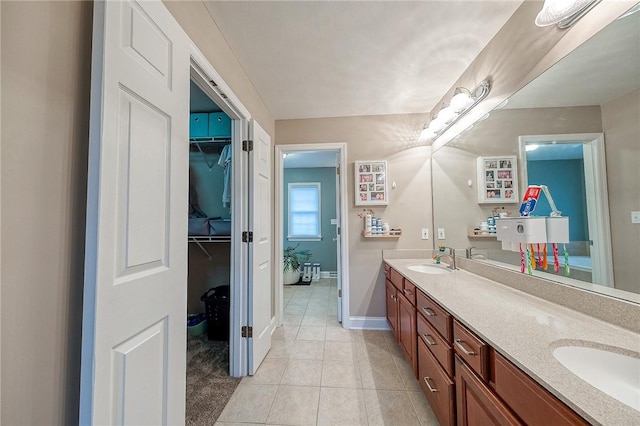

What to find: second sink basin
left=553, top=345, right=640, bottom=412
left=407, top=264, right=450, bottom=274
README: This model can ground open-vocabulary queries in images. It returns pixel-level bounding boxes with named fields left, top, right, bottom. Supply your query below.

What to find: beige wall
left=601, top=89, right=640, bottom=294
left=164, top=0, right=275, bottom=137
left=276, top=114, right=432, bottom=317
left=1, top=1, right=275, bottom=423
left=432, top=106, right=603, bottom=249
left=1, top=1, right=93, bottom=424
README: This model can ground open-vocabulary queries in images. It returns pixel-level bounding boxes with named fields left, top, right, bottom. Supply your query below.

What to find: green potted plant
left=283, top=245, right=311, bottom=285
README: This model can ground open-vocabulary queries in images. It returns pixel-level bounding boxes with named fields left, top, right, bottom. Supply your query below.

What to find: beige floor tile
left=324, top=340, right=356, bottom=362
left=283, top=313, right=303, bottom=326
left=272, top=325, right=299, bottom=340
left=290, top=339, right=325, bottom=360
left=355, top=340, right=395, bottom=363
left=325, top=326, right=356, bottom=342
left=322, top=359, right=362, bottom=388
left=363, top=389, right=421, bottom=425
left=317, top=387, right=368, bottom=426
left=280, top=358, right=323, bottom=386
left=305, top=304, right=329, bottom=314
left=241, top=358, right=287, bottom=385
left=265, top=339, right=294, bottom=359
left=217, top=383, right=278, bottom=424
left=359, top=357, right=406, bottom=390
left=266, top=385, right=320, bottom=426
left=409, top=391, right=440, bottom=425
left=394, top=356, right=422, bottom=391
left=284, top=304, right=308, bottom=314
left=301, top=313, right=328, bottom=327
left=297, top=325, right=327, bottom=341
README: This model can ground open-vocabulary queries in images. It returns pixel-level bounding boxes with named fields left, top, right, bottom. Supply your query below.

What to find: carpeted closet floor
left=186, top=334, right=240, bottom=425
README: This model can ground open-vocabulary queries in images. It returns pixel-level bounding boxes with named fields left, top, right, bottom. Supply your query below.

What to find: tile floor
left=216, top=279, right=439, bottom=425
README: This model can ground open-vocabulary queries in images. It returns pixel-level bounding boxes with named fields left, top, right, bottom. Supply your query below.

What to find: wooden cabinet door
left=455, top=357, right=522, bottom=426
left=398, top=292, right=417, bottom=377
left=386, top=279, right=398, bottom=338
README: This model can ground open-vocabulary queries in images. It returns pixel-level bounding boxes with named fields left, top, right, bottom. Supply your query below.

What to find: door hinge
left=338, top=289, right=342, bottom=298
left=337, top=226, right=341, bottom=235
left=243, top=140, right=253, bottom=152
left=242, top=326, right=253, bottom=338
left=242, top=231, right=253, bottom=243
left=336, top=165, right=340, bottom=175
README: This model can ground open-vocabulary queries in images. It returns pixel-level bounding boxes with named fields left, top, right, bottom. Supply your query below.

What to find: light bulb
left=439, top=105, right=458, bottom=124
left=418, top=126, right=436, bottom=142
left=450, top=90, right=473, bottom=112
left=429, top=116, right=446, bottom=133
left=535, top=0, right=597, bottom=27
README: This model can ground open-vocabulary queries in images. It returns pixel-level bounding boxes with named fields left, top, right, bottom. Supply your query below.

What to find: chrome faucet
left=465, top=246, right=475, bottom=259
left=433, top=247, right=457, bottom=270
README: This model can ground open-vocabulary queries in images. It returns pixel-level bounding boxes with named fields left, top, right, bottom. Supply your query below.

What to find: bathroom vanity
left=383, top=256, right=640, bottom=426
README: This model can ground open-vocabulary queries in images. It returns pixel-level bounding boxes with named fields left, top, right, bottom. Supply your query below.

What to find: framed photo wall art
left=355, top=160, right=388, bottom=206
left=476, top=156, right=518, bottom=203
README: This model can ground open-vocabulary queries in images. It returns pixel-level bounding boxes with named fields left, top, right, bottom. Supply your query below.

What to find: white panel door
left=248, top=120, right=272, bottom=374
left=80, top=1, right=190, bottom=424
left=335, top=159, right=343, bottom=322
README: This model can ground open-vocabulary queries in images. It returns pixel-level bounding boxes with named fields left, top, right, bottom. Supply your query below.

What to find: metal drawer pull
left=403, top=288, right=413, bottom=296
left=423, top=377, right=438, bottom=392
left=454, top=339, right=475, bottom=356
left=422, top=307, right=436, bottom=317
left=422, top=334, right=436, bottom=346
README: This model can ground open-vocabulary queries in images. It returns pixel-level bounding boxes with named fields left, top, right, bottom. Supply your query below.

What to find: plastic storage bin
left=201, top=285, right=230, bottom=341
left=187, top=313, right=207, bottom=336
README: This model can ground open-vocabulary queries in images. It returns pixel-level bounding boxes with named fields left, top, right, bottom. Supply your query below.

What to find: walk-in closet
left=186, top=80, right=239, bottom=423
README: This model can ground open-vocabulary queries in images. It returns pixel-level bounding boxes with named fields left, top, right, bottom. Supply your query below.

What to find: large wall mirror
left=432, top=4, right=640, bottom=301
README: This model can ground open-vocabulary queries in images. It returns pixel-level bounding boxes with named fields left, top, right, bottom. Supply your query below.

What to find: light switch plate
left=632, top=211, right=640, bottom=224
left=331, top=218, right=338, bottom=225
left=421, top=228, right=429, bottom=240
left=437, top=228, right=446, bottom=240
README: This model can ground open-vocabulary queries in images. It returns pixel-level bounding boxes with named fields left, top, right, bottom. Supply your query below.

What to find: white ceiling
left=506, top=8, right=640, bottom=109
left=204, top=1, right=523, bottom=120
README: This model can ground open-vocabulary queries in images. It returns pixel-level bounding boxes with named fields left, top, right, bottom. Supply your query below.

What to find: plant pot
left=283, top=269, right=301, bottom=285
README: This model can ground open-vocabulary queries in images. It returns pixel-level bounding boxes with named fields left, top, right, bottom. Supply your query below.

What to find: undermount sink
left=553, top=345, right=640, bottom=411
left=407, top=264, right=450, bottom=274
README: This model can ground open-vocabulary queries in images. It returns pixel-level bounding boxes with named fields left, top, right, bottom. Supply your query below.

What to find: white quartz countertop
left=383, top=258, right=640, bottom=426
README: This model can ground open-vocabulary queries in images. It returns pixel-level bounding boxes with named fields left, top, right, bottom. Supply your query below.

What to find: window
left=288, top=182, right=321, bottom=241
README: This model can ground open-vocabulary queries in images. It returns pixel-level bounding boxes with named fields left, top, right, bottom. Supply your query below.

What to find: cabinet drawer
left=401, top=280, right=416, bottom=306
left=491, top=350, right=589, bottom=426
left=389, top=267, right=404, bottom=290
left=417, top=290, right=452, bottom=341
left=417, top=313, right=453, bottom=377
left=418, top=338, right=455, bottom=426
left=453, top=320, right=489, bottom=381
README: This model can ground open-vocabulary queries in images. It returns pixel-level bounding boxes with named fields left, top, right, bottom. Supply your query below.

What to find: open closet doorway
left=274, top=144, right=350, bottom=329
left=186, top=79, right=234, bottom=370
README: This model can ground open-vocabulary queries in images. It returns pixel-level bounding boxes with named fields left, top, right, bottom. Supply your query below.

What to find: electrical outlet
left=632, top=211, right=640, bottom=224
left=421, top=228, right=429, bottom=240
left=437, top=228, right=446, bottom=240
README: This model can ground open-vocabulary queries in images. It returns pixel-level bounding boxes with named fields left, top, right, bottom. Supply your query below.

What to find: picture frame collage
left=476, top=155, right=518, bottom=203
left=355, top=160, right=388, bottom=206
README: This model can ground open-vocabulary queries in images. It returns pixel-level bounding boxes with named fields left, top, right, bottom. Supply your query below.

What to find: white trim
left=189, top=43, right=252, bottom=377
left=348, top=317, right=391, bottom=331
left=320, top=271, right=337, bottom=279
left=275, top=143, right=350, bottom=329
left=518, top=133, right=613, bottom=287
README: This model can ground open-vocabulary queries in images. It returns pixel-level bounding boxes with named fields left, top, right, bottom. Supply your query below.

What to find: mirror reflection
left=432, top=4, right=640, bottom=298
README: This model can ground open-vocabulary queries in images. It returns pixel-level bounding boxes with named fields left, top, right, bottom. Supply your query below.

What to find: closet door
left=247, top=119, right=273, bottom=375
left=80, top=1, right=190, bottom=424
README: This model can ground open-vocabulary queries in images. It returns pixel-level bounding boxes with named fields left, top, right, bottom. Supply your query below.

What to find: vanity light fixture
left=535, top=0, right=601, bottom=29
left=419, top=79, right=491, bottom=142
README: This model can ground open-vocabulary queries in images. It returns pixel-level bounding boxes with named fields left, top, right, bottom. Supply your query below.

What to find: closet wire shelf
left=188, top=235, right=231, bottom=260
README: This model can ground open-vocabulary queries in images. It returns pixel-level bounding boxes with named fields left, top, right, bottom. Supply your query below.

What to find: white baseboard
left=348, top=316, right=391, bottom=331
left=320, top=271, right=337, bottom=279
